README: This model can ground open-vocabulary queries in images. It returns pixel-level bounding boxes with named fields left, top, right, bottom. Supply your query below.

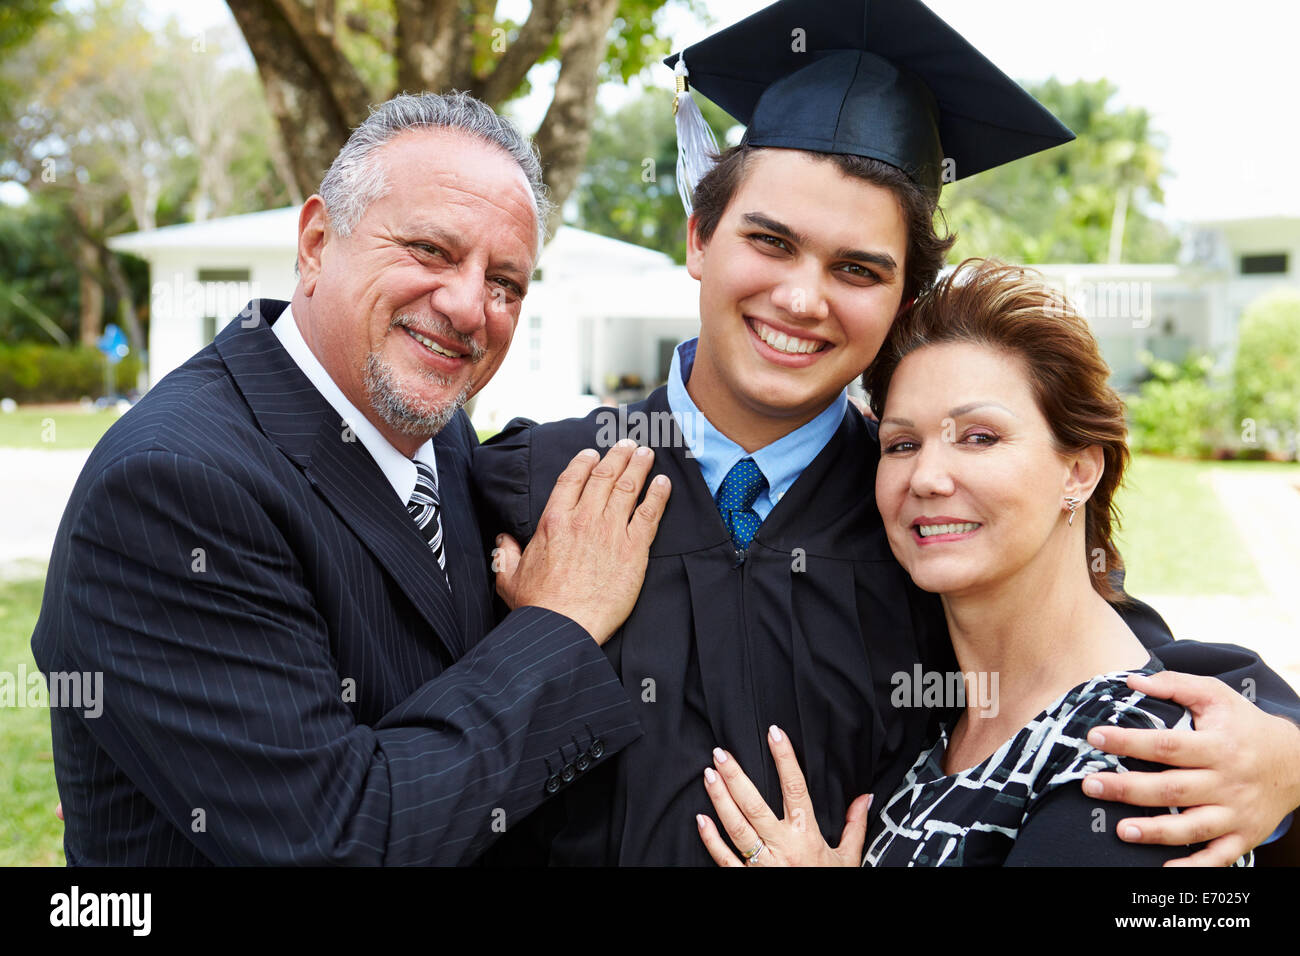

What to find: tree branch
left=532, top=0, right=620, bottom=236
left=225, top=0, right=372, bottom=197
left=478, top=0, right=565, bottom=105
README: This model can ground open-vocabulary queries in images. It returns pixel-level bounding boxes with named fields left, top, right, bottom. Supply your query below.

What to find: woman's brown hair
left=863, top=258, right=1132, bottom=603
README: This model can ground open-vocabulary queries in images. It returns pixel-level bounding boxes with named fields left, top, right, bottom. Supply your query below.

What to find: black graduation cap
left=665, top=0, right=1074, bottom=199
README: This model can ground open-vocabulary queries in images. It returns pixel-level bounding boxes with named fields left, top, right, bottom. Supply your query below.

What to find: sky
left=89, top=0, right=1300, bottom=223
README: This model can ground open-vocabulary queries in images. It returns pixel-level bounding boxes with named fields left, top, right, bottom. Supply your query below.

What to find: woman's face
left=875, top=341, right=1079, bottom=599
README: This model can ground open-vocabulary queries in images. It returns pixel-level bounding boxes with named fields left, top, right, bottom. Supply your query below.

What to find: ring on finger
left=740, top=840, right=765, bottom=864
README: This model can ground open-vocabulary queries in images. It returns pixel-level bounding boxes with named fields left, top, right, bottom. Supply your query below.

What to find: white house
left=109, top=207, right=703, bottom=431
left=110, top=206, right=1300, bottom=420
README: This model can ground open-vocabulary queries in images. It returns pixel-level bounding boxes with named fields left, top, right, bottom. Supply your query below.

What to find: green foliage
left=601, top=0, right=706, bottom=86
left=0, top=198, right=82, bottom=343
left=0, top=0, right=56, bottom=113
left=1232, top=289, right=1300, bottom=455
left=942, top=78, right=1179, bottom=265
left=1127, top=352, right=1228, bottom=458
left=0, top=2, right=288, bottom=349
left=573, top=89, right=735, bottom=262
left=0, top=344, right=141, bottom=402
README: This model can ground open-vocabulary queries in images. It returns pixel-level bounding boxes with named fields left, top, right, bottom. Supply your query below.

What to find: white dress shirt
left=272, top=303, right=437, bottom=506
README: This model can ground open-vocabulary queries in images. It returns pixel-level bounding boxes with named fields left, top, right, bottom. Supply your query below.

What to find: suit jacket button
left=560, top=763, right=576, bottom=783
left=590, top=739, right=605, bottom=759
left=575, top=753, right=591, bottom=772
left=545, top=775, right=561, bottom=793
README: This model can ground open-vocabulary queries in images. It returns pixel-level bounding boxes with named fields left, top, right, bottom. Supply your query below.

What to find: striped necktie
left=716, top=457, right=767, bottom=551
left=408, top=459, right=449, bottom=587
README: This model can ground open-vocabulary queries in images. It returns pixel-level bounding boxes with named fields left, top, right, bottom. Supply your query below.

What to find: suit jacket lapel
left=216, top=299, right=466, bottom=660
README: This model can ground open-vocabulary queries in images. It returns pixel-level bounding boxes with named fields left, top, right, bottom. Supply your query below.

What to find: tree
left=0, top=1, right=293, bottom=348
left=573, top=88, right=734, bottom=262
left=223, top=0, right=693, bottom=235
left=941, top=78, right=1178, bottom=265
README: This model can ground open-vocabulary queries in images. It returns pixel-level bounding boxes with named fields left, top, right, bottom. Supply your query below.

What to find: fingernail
left=866, top=794, right=874, bottom=812
left=616, top=438, right=635, bottom=448
left=579, top=448, right=598, bottom=459
left=769, top=725, right=784, bottom=743
left=1083, top=779, right=1103, bottom=797
left=1122, top=825, right=1141, bottom=841
left=712, top=747, right=728, bottom=764
left=635, top=445, right=652, bottom=457
left=697, top=814, right=708, bottom=830
left=495, top=535, right=504, bottom=546
left=653, top=474, right=669, bottom=486
left=1088, top=729, right=1105, bottom=747
left=704, top=767, right=718, bottom=784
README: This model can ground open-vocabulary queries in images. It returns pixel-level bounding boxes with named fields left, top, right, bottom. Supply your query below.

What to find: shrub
left=1127, top=352, right=1229, bottom=458
left=1232, top=289, right=1300, bottom=457
left=0, top=344, right=142, bottom=403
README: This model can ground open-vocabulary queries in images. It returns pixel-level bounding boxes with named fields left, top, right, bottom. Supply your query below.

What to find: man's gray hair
left=318, top=91, right=553, bottom=249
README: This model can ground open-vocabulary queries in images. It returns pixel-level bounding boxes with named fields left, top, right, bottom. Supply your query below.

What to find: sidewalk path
left=0, top=447, right=89, bottom=568
left=1144, top=467, right=1300, bottom=694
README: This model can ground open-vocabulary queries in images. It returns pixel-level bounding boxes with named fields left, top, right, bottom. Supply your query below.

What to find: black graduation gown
left=472, top=386, right=1300, bottom=866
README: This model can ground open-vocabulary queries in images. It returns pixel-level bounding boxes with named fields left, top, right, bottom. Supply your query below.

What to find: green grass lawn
left=0, top=575, right=64, bottom=866
left=1114, top=455, right=1290, bottom=596
left=0, top=406, right=121, bottom=449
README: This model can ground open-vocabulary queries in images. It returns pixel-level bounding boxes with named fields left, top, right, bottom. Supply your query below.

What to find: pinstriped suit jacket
left=31, top=299, right=642, bottom=865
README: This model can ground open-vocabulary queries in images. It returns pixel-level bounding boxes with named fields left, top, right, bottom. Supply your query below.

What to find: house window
left=1240, top=253, right=1288, bottom=275
left=197, top=268, right=252, bottom=342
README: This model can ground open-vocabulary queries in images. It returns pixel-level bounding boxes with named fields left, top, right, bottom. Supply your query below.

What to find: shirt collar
left=272, top=303, right=436, bottom=505
left=665, top=337, right=847, bottom=501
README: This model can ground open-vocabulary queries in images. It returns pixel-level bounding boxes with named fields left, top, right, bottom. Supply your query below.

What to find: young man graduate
left=474, top=0, right=1300, bottom=866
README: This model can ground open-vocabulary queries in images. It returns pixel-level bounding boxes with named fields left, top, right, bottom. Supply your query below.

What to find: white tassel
left=673, top=56, right=719, bottom=217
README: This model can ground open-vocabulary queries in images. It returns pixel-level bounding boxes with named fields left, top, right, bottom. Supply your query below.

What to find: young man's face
left=685, top=149, right=908, bottom=442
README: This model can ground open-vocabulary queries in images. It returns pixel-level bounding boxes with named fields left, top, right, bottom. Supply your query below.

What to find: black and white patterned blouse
left=865, top=659, right=1253, bottom=867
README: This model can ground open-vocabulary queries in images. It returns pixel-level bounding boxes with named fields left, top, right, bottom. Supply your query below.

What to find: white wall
left=146, top=248, right=297, bottom=385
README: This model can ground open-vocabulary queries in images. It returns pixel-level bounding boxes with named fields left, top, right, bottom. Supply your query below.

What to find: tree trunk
left=1108, top=181, right=1130, bottom=265
left=102, top=246, right=145, bottom=357
left=77, top=237, right=103, bottom=347
left=226, top=0, right=373, bottom=199
left=531, top=0, right=621, bottom=238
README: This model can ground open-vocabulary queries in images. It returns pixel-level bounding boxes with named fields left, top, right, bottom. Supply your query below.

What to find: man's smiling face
left=298, top=126, right=538, bottom=451
left=684, top=148, right=908, bottom=447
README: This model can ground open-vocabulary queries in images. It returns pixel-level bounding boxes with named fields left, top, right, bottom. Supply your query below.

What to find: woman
left=695, top=258, right=1252, bottom=866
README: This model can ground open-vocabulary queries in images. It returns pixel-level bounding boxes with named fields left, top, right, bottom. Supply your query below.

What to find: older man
left=31, top=92, right=670, bottom=865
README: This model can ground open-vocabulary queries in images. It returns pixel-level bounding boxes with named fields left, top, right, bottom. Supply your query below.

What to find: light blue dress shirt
left=665, top=337, right=848, bottom=521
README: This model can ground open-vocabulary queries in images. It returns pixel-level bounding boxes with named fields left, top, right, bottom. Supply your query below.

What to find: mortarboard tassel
left=672, top=56, right=720, bottom=217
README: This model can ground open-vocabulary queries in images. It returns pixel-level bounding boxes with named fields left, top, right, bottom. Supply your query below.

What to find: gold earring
left=1064, top=497, right=1082, bottom=526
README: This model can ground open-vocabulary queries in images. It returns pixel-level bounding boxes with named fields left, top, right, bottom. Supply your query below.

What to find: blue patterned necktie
left=408, top=459, right=450, bottom=589
left=716, top=457, right=767, bottom=551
